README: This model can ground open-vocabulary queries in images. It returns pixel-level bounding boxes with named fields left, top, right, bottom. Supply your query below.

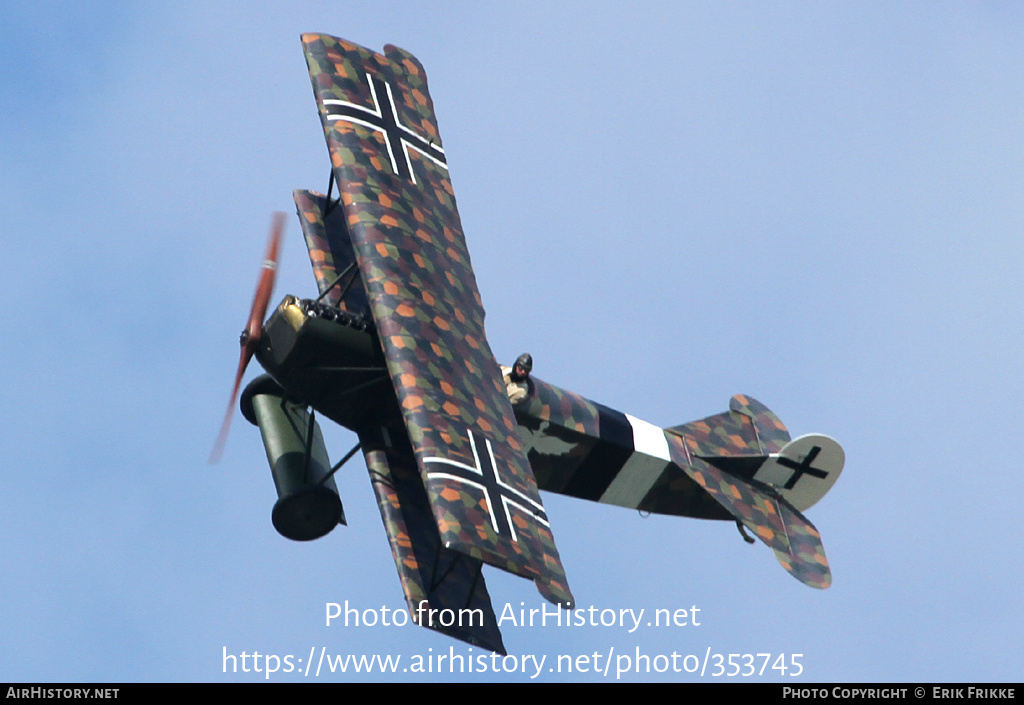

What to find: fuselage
left=255, top=295, right=728, bottom=521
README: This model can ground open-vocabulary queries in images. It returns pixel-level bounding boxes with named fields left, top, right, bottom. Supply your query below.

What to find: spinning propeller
left=209, top=212, right=285, bottom=463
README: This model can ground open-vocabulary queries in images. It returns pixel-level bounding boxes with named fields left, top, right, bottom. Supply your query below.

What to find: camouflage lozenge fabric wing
left=301, top=34, right=572, bottom=608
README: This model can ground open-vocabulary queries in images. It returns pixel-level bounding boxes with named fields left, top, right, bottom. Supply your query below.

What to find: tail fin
left=755, top=433, right=844, bottom=512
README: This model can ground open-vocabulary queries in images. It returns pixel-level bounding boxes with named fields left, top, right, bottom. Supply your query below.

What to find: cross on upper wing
left=322, top=72, right=447, bottom=183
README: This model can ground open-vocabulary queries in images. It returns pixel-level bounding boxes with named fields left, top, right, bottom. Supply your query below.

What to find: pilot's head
left=511, top=352, right=533, bottom=381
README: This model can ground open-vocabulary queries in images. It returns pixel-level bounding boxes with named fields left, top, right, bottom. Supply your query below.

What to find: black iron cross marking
left=322, top=72, right=447, bottom=184
left=776, top=445, right=828, bottom=490
left=423, top=429, right=548, bottom=541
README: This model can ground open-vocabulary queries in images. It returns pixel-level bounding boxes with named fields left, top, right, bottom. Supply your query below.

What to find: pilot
left=500, top=353, right=532, bottom=405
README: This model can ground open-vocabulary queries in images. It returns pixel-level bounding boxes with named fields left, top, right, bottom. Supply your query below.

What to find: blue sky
left=1, top=1, right=1022, bottom=682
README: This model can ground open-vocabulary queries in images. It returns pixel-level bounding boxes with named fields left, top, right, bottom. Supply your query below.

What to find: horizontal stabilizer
left=669, top=394, right=791, bottom=457
left=665, top=435, right=832, bottom=589
left=728, top=394, right=791, bottom=454
left=669, top=396, right=843, bottom=512
left=768, top=500, right=832, bottom=589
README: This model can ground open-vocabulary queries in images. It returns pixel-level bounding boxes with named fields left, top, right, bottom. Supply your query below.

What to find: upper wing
left=301, top=34, right=572, bottom=607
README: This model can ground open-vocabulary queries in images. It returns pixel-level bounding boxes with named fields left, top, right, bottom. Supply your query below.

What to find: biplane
left=212, top=34, right=845, bottom=655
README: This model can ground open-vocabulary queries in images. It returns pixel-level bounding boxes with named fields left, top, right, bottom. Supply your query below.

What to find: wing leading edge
left=301, top=34, right=573, bottom=609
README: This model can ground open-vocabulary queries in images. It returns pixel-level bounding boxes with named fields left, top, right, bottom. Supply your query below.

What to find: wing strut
left=464, top=562, right=484, bottom=609
left=423, top=546, right=485, bottom=611
left=318, top=442, right=363, bottom=486
left=314, top=262, right=358, bottom=304
left=324, top=168, right=341, bottom=215
left=302, top=407, right=317, bottom=483
left=429, top=547, right=462, bottom=593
